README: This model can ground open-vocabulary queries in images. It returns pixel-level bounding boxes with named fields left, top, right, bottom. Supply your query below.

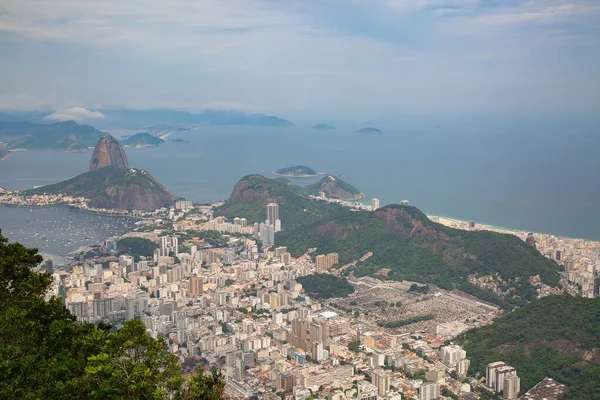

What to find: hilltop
left=0, top=142, right=10, bottom=161
left=274, top=165, right=318, bottom=177
left=121, top=132, right=165, bottom=147
left=357, top=127, right=382, bottom=135
left=26, top=136, right=177, bottom=211
left=214, top=174, right=346, bottom=228
left=303, top=175, right=364, bottom=200
left=311, top=124, right=335, bottom=130
left=459, top=295, right=600, bottom=399
left=90, top=135, right=129, bottom=171
left=0, top=120, right=106, bottom=151
left=275, top=204, right=562, bottom=308
left=26, top=166, right=177, bottom=211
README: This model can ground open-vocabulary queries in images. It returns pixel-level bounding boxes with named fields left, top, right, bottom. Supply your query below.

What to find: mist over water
left=1, top=114, right=599, bottom=240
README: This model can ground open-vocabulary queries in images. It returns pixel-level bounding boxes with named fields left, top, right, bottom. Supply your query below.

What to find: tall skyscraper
left=266, top=203, right=279, bottom=224
left=504, top=375, right=520, bottom=400
left=371, top=198, right=380, bottom=211
left=189, top=276, right=203, bottom=296
left=372, top=369, right=391, bottom=396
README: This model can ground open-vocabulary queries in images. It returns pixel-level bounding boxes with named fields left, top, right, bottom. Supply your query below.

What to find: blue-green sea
left=1, top=114, right=599, bottom=244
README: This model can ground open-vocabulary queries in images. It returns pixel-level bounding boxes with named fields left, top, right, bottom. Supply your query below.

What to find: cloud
left=44, top=106, right=106, bottom=121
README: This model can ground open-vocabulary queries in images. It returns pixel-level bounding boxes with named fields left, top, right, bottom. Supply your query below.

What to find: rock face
left=90, top=135, right=128, bottom=171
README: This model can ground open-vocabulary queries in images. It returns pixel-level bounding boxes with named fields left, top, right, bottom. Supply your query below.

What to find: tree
left=0, top=234, right=226, bottom=399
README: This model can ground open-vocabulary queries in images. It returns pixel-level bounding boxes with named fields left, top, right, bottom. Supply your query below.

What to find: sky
left=0, top=0, right=599, bottom=118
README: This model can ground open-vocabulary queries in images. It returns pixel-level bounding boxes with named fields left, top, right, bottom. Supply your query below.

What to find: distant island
left=171, top=139, right=190, bottom=144
left=357, top=127, right=383, bottom=135
left=274, top=165, right=319, bottom=178
left=311, top=124, right=335, bottom=130
left=121, top=132, right=165, bottom=147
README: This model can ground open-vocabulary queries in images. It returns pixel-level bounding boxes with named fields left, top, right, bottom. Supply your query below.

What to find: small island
left=121, top=132, right=165, bottom=147
left=357, top=127, right=383, bottom=135
left=311, top=124, right=335, bottom=130
left=274, top=165, right=319, bottom=178
left=171, top=139, right=190, bottom=144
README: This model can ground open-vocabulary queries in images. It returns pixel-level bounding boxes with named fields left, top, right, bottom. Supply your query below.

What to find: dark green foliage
left=0, top=120, right=106, bottom=150
left=0, top=234, right=225, bottom=399
left=377, top=314, right=435, bottom=328
left=275, top=165, right=318, bottom=176
left=215, top=174, right=346, bottom=228
left=296, top=273, right=354, bottom=299
left=459, top=295, right=600, bottom=399
left=409, top=284, right=430, bottom=294
left=117, top=237, right=158, bottom=259
left=275, top=204, right=561, bottom=308
left=121, top=132, right=165, bottom=147
left=302, top=175, right=363, bottom=199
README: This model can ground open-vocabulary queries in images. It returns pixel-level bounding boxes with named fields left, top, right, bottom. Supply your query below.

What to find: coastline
left=0, top=203, right=149, bottom=221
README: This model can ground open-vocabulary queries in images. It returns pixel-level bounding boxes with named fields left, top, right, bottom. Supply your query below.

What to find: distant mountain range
left=0, top=109, right=294, bottom=130
left=0, top=121, right=106, bottom=151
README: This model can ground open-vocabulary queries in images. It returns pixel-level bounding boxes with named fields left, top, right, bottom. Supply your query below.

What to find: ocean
left=0, top=113, right=599, bottom=241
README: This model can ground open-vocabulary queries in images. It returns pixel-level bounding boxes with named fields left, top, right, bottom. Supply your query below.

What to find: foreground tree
left=0, top=234, right=225, bottom=399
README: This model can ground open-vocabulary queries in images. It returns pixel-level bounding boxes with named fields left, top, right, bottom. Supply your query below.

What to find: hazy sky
left=0, top=0, right=598, bottom=117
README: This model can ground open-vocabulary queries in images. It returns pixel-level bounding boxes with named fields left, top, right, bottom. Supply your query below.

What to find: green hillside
left=275, top=204, right=561, bottom=308
left=302, top=175, right=363, bottom=200
left=122, top=132, right=165, bottom=147
left=274, top=165, right=318, bottom=177
left=25, top=166, right=177, bottom=211
left=214, top=174, right=345, bottom=228
left=0, top=121, right=106, bottom=151
left=459, top=295, right=600, bottom=399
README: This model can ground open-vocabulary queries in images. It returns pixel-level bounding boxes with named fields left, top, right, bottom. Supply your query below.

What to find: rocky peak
left=89, top=135, right=128, bottom=172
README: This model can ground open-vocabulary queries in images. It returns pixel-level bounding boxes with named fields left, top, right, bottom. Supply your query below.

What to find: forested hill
left=275, top=204, right=562, bottom=308
left=214, top=174, right=346, bottom=227
left=459, top=295, right=600, bottom=400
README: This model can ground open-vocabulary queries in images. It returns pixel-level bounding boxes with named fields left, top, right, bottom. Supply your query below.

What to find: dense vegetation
left=459, top=295, right=600, bottom=399
left=215, top=174, right=345, bottom=227
left=377, top=314, right=435, bottom=328
left=117, top=237, right=159, bottom=258
left=274, top=165, right=318, bottom=176
left=275, top=205, right=561, bottom=309
left=296, top=274, right=355, bottom=299
left=122, top=132, right=165, bottom=147
left=0, top=234, right=225, bottom=399
left=0, top=120, right=105, bottom=150
left=25, top=166, right=177, bottom=211
left=408, top=284, right=430, bottom=294
left=302, top=175, right=363, bottom=200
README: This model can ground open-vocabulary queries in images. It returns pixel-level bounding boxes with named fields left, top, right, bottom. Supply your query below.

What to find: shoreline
left=0, top=203, right=149, bottom=221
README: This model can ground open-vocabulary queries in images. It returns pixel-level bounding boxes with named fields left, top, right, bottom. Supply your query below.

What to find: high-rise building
left=419, top=382, right=440, bottom=400
left=275, top=219, right=282, bottom=232
left=45, top=259, right=54, bottom=274
left=486, top=361, right=506, bottom=390
left=327, top=252, right=339, bottom=267
left=495, top=366, right=517, bottom=394
left=372, top=369, right=391, bottom=396
left=315, top=255, right=328, bottom=273
left=189, top=276, right=203, bottom=296
left=457, top=358, right=470, bottom=377
left=371, top=198, right=380, bottom=211
left=440, top=344, right=467, bottom=368
left=266, top=203, right=279, bottom=225
left=504, top=375, right=520, bottom=400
